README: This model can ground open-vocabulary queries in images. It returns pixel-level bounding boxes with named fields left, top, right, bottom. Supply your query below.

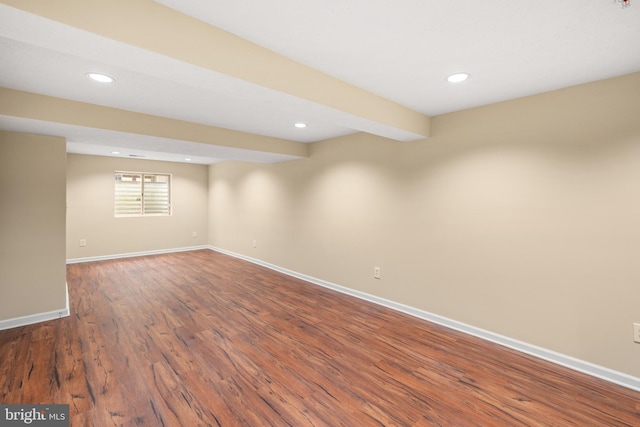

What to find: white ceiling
left=158, top=0, right=640, bottom=116
left=1, top=0, right=639, bottom=164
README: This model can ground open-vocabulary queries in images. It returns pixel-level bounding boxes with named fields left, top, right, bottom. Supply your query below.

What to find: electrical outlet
left=634, top=323, right=640, bottom=344
left=192, top=231, right=197, bottom=238
left=79, top=239, right=86, bottom=247
left=374, top=266, right=381, bottom=279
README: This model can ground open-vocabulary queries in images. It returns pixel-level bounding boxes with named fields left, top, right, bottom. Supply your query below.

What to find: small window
left=115, top=172, right=171, bottom=217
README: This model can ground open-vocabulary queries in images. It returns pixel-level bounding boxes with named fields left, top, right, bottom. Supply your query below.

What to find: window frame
left=114, top=171, right=172, bottom=218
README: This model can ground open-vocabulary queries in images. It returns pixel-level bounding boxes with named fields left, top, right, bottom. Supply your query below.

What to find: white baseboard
left=66, top=245, right=210, bottom=264
left=208, top=245, right=640, bottom=392
left=0, top=283, right=70, bottom=331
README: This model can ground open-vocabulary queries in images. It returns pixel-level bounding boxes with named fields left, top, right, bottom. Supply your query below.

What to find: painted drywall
left=208, top=72, right=640, bottom=378
left=0, top=131, right=67, bottom=320
left=66, top=154, right=208, bottom=259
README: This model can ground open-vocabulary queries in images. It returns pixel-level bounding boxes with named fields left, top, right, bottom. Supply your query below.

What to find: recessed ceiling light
left=294, top=123, right=307, bottom=128
left=447, top=72, right=470, bottom=83
left=111, top=151, right=120, bottom=155
left=87, top=72, right=115, bottom=83
left=185, top=158, right=192, bottom=162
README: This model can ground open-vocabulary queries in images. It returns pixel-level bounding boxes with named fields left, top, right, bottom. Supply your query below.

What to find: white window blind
left=115, top=172, right=171, bottom=217
left=143, top=174, right=170, bottom=215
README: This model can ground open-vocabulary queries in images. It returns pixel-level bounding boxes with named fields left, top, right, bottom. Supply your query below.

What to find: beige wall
left=67, top=154, right=208, bottom=259
left=0, top=131, right=67, bottom=320
left=209, top=72, right=640, bottom=378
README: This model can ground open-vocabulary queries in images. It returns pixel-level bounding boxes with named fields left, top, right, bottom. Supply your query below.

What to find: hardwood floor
left=1, top=249, right=639, bottom=426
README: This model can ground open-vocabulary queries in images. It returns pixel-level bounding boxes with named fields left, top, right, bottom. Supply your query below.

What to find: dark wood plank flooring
left=1, top=249, right=639, bottom=426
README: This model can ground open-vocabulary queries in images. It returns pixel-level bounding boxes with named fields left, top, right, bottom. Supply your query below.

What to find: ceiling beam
left=0, top=88, right=309, bottom=158
left=0, top=0, right=430, bottom=141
